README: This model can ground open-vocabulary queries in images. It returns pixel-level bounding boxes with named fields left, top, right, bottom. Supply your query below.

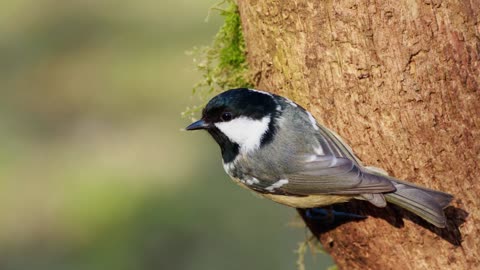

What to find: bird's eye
left=221, top=112, right=232, bottom=122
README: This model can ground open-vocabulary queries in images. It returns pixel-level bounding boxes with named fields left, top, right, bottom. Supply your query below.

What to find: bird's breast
left=261, top=193, right=352, bottom=208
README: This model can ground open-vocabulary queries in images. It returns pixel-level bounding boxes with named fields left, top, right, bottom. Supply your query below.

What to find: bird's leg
left=304, top=206, right=367, bottom=231
left=305, top=207, right=335, bottom=223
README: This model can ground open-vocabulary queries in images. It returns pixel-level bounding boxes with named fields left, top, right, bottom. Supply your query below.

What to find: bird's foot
left=304, top=207, right=366, bottom=232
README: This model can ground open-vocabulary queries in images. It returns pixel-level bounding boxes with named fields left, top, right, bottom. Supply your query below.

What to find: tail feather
left=385, top=179, right=453, bottom=228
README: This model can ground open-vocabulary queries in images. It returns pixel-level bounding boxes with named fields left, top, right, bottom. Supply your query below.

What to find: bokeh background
left=0, top=1, right=332, bottom=269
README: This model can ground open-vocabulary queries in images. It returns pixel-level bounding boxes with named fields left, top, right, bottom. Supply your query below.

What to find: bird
left=186, top=88, right=453, bottom=228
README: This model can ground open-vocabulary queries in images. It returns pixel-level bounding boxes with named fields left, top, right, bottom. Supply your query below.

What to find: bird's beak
left=186, top=119, right=209, bottom=131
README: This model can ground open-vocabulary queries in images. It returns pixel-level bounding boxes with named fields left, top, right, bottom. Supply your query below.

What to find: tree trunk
left=237, top=0, right=479, bottom=269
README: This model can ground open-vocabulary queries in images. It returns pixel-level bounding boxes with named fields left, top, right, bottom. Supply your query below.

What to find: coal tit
left=186, top=88, right=453, bottom=228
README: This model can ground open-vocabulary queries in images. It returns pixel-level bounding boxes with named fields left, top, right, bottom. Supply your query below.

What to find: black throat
left=208, top=127, right=239, bottom=163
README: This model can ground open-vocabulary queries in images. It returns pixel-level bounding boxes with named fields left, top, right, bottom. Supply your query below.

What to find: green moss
left=183, top=0, right=252, bottom=120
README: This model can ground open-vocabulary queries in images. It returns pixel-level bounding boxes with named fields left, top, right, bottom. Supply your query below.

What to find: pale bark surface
left=237, top=0, right=479, bottom=269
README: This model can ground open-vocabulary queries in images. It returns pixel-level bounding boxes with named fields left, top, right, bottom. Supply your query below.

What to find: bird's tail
left=384, top=179, right=453, bottom=228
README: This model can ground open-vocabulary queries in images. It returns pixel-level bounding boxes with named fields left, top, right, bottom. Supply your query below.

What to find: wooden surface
left=237, top=0, right=479, bottom=269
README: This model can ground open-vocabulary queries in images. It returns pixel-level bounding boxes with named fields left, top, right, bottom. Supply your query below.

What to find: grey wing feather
left=315, top=125, right=364, bottom=166
left=278, top=121, right=396, bottom=197
left=251, top=112, right=395, bottom=202
left=281, top=155, right=396, bottom=195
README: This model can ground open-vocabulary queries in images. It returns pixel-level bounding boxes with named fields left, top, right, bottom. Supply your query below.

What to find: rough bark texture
left=237, top=0, right=479, bottom=269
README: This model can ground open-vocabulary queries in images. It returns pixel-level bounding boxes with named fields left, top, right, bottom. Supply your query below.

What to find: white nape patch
left=265, top=179, right=289, bottom=192
left=285, top=98, right=298, bottom=107
left=249, top=89, right=273, bottom=97
left=306, top=112, right=319, bottom=130
left=246, top=177, right=260, bottom=185
left=215, top=116, right=271, bottom=153
left=276, top=105, right=282, bottom=111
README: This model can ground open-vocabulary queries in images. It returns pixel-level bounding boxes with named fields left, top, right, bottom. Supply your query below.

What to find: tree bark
left=237, top=0, right=479, bottom=269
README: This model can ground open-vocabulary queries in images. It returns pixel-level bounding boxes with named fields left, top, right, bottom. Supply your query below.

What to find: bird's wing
left=276, top=155, right=396, bottom=196
left=314, top=124, right=364, bottom=165
left=264, top=123, right=396, bottom=196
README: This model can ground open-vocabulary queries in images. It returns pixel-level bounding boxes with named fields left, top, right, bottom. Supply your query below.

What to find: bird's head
left=186, top=88, right=278, bottom=162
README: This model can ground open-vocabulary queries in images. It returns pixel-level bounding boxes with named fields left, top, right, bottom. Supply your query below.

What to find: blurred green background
left=0, top=1, right=332, bottom=269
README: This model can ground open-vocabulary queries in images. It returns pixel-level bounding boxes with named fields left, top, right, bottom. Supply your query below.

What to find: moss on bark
left=183, top=0, right=252, bottom=120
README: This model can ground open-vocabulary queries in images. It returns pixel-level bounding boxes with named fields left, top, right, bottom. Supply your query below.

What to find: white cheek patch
left=215, top=116, right=271, bottom=153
